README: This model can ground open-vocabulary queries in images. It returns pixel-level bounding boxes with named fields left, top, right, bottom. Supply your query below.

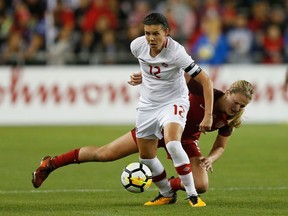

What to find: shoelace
left=185, top=195, right=198, bottom=205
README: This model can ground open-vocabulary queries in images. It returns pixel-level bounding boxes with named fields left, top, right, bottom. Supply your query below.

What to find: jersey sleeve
left=130, top=36, right=146, bottom=58
left=175, top=44, right=202, bottom=78
left=130, top=37, right=141, bottom=58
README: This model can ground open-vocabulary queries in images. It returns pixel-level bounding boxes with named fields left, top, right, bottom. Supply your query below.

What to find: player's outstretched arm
left=199, top=134, right=230, bottom=172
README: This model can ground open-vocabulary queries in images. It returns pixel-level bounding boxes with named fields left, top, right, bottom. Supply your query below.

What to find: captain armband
left=184, top=63, right=202, bottom=78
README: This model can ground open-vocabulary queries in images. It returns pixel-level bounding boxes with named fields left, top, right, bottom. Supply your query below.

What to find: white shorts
left=135, top=98, right=189, bottom=139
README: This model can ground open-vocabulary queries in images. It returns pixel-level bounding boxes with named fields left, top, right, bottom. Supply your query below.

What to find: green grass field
left=0, top=124, right=287, bottom=216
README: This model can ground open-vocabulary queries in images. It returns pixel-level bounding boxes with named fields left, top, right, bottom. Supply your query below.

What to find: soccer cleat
left=144, top=192, right=177, bottom=206
left=188, top=195, right=206, bottom=207
left=32, top=156, right=54, bottom=188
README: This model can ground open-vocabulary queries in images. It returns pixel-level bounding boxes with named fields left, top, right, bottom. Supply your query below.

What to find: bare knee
left=195, top=182, right=208, bottom=194
left=191, top=157, right=209, bottom=194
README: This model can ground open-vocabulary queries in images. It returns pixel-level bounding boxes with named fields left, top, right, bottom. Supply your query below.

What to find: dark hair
left=143, top=13, right=170, bottom=29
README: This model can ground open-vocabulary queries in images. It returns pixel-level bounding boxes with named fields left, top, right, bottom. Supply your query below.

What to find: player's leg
left=164, top=123, right=205, bottom=207
left=169, top=157, right=209, bottom=194
left=78, top=132, right=139, bottom=162
left=191, top=157, right=209, bottom=194
left=32, top=131, right=138, bottom=188
left=138, top=138, right=176, bottom=206
left=162, top=104, right=206, bottom=207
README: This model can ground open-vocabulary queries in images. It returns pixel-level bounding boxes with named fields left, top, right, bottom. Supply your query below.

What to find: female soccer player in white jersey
left=129, top=13, right=213, bottom=207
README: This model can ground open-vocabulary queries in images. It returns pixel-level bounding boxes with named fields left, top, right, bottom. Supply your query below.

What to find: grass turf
left=0, top=124, right=287, bottom=216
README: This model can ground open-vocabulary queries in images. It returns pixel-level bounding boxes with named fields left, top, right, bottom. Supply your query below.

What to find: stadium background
left=0, top=0, right=288, bottom=65
left=0, top=0, right=287, bottom=125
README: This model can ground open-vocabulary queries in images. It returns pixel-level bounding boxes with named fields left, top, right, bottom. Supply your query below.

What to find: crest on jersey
left=161, top=63, right=168, bottom=67
left=215, top=121, right=225, bottom=128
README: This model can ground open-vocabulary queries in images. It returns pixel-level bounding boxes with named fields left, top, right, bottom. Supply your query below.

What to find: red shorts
left=131, top=129, right=202, bottom=159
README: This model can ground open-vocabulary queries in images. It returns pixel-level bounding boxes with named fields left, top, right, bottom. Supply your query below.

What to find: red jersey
left=182, top=79, right=233, bottom=142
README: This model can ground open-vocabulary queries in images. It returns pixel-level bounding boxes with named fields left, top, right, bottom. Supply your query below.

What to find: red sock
left=170, top=176, right=185, bottom=192
left=50, top=148, right=80, bottom=170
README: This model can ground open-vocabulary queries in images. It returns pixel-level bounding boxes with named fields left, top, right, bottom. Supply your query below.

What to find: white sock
left=166, top=141, right=198, bottom=196
left=140, top=157, right=172, bottom=196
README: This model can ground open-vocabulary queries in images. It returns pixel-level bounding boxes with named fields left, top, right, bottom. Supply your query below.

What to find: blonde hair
left=227, top=80, right=254, bottom=128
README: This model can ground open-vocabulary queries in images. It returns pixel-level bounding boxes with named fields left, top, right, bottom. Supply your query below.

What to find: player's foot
left=144, top=192, right=177, bottom=206
left=32, top=156, right=54, bottom=188
left=188, top=195, right=206, bottom=207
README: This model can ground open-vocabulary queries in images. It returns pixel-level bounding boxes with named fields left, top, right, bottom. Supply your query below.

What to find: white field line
left=1, top=186, right=288, bottom=194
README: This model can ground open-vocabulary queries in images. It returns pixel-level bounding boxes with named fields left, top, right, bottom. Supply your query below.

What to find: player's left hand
left=200, top=157, right=213, bottom=173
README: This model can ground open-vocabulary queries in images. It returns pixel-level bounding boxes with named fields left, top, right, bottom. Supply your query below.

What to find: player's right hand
left=128, top=72, right=142, bottom=86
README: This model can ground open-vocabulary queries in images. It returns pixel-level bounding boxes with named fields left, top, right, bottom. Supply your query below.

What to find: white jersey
left=130, top=36, right=198, bottom=107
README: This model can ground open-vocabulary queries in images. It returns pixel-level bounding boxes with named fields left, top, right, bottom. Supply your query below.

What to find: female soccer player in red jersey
left=32, top=74, right=254, bottom=203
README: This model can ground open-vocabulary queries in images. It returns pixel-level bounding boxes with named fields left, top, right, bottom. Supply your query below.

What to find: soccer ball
left=120, top=162, right=152, bottom=193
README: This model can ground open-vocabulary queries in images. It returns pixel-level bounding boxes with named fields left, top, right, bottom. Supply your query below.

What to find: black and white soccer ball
left=120, top=162, right=152, bottom=193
